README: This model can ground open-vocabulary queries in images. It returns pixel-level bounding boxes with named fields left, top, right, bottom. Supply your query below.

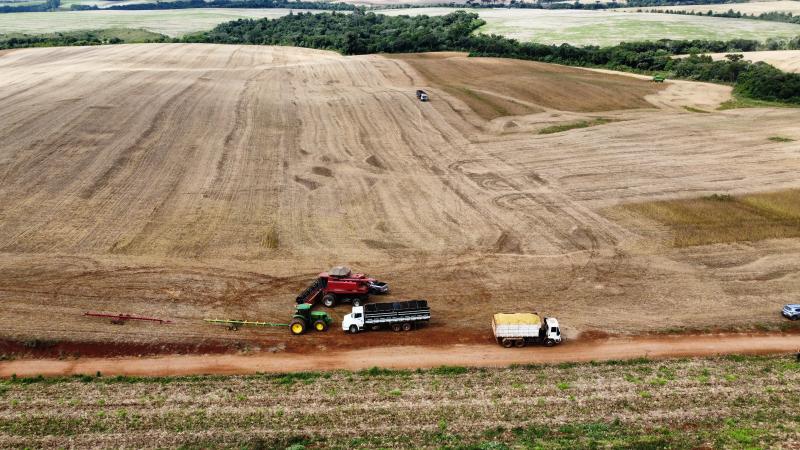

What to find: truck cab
left=543, top=317, right=562, bottom=345
left=342, top=306, right=365, bottom=333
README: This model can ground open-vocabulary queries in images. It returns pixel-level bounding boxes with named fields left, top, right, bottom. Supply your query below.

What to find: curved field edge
left=0, top=354, right=797, bottom=448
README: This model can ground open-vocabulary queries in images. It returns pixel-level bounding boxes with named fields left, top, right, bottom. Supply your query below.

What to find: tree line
left=183, top=11, right=800, bottom=104
left=0, top=30, right=168, bottom=49
left=0, top=0, right=58, bottom=13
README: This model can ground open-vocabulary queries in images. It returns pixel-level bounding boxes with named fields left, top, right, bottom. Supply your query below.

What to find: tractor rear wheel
left=391, top=323, right=402, bottom=332
left=289, top=318, right=306, bottom=335
left=313, top=319, right=329, bottom=332
left=401, top=322, right=412, bottom=332
left=322, top=294, right=337, bottom=308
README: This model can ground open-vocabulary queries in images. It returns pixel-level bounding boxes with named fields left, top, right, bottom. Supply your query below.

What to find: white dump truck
left=492, top=313, right=562, bottom=348
left=342, top=300, right=430, bottom=333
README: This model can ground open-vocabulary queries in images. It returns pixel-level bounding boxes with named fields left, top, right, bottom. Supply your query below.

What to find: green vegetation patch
left=538, top=118, right=615, bottom=134
left=718, top=94, right=800, bottom=110
left=768, top=136, right=795, bottom=142
left=683, top=105, right=709, bottom=113
left=623, top=189, right=800, bottom=247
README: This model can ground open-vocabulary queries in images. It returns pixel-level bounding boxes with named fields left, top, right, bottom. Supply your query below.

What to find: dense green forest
left=182, top=11, right=800, bottom=104
left=183, top=10, right=484, bottom=54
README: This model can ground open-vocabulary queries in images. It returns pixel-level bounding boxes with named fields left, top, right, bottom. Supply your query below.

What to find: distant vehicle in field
left=416, top=89, right=429, bottom=101
left=343, top=300, right=430, bottom=333
left=492, top=313, right=562, bottom=348
left=652, top=75, right=666, bottom=83
left=783, top=304, right=800, bottom=320
left=295, top=266, right=389, bottom=308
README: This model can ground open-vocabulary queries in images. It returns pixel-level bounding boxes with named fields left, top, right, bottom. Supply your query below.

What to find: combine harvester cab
left=492, top=313, right=562, bottom=348
left=295, top=266, right=389, bottom=308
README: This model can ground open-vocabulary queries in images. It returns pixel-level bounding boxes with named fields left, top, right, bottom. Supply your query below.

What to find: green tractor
left=289, top=303, right=332, bottom=335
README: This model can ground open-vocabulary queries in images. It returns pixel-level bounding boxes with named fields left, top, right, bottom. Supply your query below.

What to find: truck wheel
left=349, top=325, right=359, bottom=334
left=792, top=315, right=799, bottom=321
left=514, top=339, right=525, bottom=348
left=314, top=320, right=329, bottom=332
left=322, top=294, right=336, bottom=308
left=351, top=297, right=362, bottom=307
left=289, top=319, right=306, bottom=335
left=544, top=339, right=555, bottom=347
left=402, top=322, right=412, bottom=332
left=391, top=323, right=402, bottom=332
left=501, top=338, right=514, bottom=348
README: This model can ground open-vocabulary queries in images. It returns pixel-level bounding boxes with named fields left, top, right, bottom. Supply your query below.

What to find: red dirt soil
left=2, top=333, right=798, bottom=377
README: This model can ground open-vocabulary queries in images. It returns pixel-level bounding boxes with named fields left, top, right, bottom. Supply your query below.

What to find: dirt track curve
left=2, top=333, right=798, bottom=377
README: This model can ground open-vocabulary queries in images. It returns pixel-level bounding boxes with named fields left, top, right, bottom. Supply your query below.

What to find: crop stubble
left=0, top=44, right=799, bottom=354
left=0, top=356, right=797, bottom=448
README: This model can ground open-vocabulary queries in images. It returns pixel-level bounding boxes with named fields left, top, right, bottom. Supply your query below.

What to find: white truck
left=492, top=313, right=562, bottom=348
left=342, top=300, right=430, bottom=333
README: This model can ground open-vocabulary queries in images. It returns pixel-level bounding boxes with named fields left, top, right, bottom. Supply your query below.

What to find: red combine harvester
left=296, top=266, right=389, bottom=308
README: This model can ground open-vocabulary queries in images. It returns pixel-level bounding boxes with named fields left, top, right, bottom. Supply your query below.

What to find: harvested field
left=378, top=7, right=800, bottom=45
left=0, top=8, right=306, bottom=37
left=619, top=0, right=800, bottom=15
left=620, top=190, right=800, bottom=247
left=0, top=355, right=798, bottom=448
left=391, top=53, right=662, bottom=120
left=5, top=7, right=800, bottom=45
left=1, top=44, right=800, bottom=358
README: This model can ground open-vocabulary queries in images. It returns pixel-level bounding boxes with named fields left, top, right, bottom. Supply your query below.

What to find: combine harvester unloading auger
left=296, top=266, right=389, bottom=308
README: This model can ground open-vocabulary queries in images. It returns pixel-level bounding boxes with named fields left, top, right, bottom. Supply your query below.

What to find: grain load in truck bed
left=492, top=313, right=542, bottom=337
left=492, top=313, right=562, bottom=348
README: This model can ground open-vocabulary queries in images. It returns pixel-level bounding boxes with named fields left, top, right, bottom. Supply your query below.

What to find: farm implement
left=84, top=312, right=173, bottom=325
left=204, top=319, right=289, bottom=331
left=205, top=304, right=332, bottom=335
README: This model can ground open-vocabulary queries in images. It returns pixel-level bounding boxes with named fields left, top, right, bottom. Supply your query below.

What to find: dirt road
left=2, top=333, right=798, bottom=377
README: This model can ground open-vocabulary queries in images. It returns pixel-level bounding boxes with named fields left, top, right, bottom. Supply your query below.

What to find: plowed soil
left=1, top=44, right=800, bottom=363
